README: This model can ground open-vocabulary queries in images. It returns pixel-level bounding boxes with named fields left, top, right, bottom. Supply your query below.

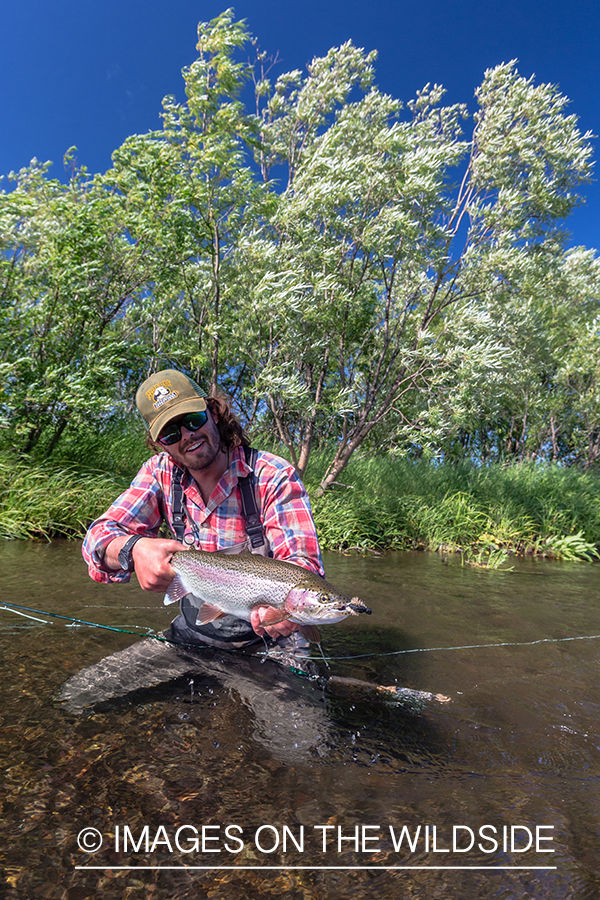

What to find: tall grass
left=304, top=454, right=600, bottom=561
left=1, top=442, right=598, bottom=562
left=0, top=454, right=128, bottom=540
left=50, top=414, right=150, bottom=477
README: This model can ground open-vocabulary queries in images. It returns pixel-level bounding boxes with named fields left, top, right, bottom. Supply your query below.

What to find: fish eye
left=319, top=592, right=330, bottom=604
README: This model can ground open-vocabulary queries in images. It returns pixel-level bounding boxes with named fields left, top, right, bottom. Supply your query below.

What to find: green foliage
left=305, top=456, right=600, bottom=562
left=238, top=51, right=598, bottom=490
left=310, top=490, right=409, bottom=552
left=0, top=10, right=599, bottom=496
left=50, top=414, right=150, bottom=476
left=0, top=453, right=128, bottom=540
left=0, top=160, right=149, bottom=455
left=0, top=443, right=598, bottom=566
left=103, top=8, right=264, bottom=398
left=541, top=532, right=599, bottom=562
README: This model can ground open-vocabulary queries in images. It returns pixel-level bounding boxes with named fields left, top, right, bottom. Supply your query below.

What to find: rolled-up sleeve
left=82, top=461, right=165, bottom=583
left=256, top=455, right=325, bottom=577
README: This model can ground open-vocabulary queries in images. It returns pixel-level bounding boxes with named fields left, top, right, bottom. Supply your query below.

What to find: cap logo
left=146, top=379, right=179, bottom=411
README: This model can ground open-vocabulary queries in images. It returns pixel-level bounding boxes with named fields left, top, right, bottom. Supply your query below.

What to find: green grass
left=0, top=415, right=149, bottom=539
left=1, top=441, right=598, bottom=564
left=49, top=414, right=150, bottom=477
left=304, top=454, right=600, bottom=562
left=0, top=454, right=129, bottom=540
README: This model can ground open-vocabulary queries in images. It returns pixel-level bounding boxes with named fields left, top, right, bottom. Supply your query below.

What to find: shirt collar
left=178, top=445, right=252, bottom=513
left=228, top=445, right=252, bottom=479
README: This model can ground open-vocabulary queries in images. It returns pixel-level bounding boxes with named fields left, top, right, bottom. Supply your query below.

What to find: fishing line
left=0, top=601, right=271, bottom=659
left=0, top=605, right=52, bottom=624
left=3, top=600, right=600, bottom=663
left=0, top=602, right=166, bottom=640
left=310, top=632, right=600, bottom=661
left=84, top=605, right=167, bottom=610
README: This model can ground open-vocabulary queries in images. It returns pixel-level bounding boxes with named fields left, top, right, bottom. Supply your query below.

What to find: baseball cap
left=136, top=369, right=208, bottom=440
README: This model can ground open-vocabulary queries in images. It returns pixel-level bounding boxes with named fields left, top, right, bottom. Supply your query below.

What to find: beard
left=167, top=417, right=224, bottom=473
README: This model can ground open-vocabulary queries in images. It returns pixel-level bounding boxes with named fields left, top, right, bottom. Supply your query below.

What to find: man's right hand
left=105, top=536, right=187, bottom=592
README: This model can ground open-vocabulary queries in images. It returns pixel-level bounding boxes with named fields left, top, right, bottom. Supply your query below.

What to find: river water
left=1, top=541, right=600, bottom=899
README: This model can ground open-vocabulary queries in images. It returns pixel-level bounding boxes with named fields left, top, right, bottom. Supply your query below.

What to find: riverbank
left=1, top=452, right=598, bottom=564
left=306, top=456, right=600, bottom=564
left=0, top=454, right=129, bottom=541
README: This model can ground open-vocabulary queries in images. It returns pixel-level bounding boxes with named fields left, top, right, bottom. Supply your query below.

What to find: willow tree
left=104, top=9, right=262, bottom=398
left=239, top=54, right=594, bottom=490
left=4, top=12, right=596, bottom=480
left=426, top=244, right=600, bottom=464
left=0, top=158, right=147, bottom=454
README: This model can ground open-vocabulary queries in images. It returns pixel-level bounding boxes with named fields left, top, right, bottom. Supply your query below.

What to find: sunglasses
left=158, top=411, right=209, bottom=445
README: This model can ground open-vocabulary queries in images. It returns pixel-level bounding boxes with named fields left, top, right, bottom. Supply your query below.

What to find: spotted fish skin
left=164, top=548, right=371, bottom=636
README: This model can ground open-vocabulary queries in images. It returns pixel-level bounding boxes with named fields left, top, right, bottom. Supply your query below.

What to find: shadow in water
left=57, top=637, right=451, bottom=772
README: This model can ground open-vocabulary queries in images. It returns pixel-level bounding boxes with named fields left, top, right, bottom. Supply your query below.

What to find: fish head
left=285, top=578, right=372, bottom=625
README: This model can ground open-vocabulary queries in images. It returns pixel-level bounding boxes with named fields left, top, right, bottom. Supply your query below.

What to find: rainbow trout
left=164, top=549, right=371, bottom=641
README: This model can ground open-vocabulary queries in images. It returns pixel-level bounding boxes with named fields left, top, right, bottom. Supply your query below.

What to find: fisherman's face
left=161, top=409, right=224, bottom=473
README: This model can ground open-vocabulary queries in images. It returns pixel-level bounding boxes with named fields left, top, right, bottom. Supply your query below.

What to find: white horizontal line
left=75, top=865, right=558, bottom=871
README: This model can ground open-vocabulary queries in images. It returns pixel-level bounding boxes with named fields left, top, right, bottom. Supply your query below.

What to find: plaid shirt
left=82, top=446, right=324, bottom=583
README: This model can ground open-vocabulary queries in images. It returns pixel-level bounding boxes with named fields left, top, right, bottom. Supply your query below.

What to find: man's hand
left=131, top=538, right=187, bottom=592
left=105, top=535, right=186, bottom=592
left=250, top=606, right=297, bottom=640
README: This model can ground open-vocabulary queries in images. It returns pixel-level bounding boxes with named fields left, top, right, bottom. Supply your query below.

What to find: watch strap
left=118, top=534, right=144, bottom=572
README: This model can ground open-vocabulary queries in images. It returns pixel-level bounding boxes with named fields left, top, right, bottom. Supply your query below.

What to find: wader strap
left=171, top=465, right=186, bottom=542
left=239, top=446, right=267, bottom=550
left=170, top=450, right=268, bottom=551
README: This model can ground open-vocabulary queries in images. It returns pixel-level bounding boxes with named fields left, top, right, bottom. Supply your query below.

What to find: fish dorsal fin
left=217, top=541, right=251, bottom=556
left=196, top=603, right=228, bottom=625
left=164, top=574, right=188, bottom=606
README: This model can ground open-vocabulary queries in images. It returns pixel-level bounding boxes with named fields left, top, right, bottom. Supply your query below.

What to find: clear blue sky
left=2, top=0, right=599, bottom=249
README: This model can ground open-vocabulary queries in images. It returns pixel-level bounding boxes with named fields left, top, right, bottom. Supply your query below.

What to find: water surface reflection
left=1, top=541, right=600, bottom=898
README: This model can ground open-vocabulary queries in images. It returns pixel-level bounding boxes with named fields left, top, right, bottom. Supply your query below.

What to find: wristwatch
left=118, top=534, right=144, bottom=572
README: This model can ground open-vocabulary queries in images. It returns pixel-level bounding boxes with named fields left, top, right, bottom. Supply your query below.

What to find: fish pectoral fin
left=164, top=574, right=188, bottom=606
left=257, top=607, right=290, bottom=627
left=297, top=624, right=321, bottom=643
left=195, top=603, right=228, bottom=625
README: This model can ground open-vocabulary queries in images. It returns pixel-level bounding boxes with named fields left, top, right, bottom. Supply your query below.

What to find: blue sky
left=2, top=0, right=599, bottom=249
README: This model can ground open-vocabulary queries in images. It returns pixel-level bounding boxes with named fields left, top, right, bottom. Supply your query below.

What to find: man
left=82, top=369, right=324, bottom=650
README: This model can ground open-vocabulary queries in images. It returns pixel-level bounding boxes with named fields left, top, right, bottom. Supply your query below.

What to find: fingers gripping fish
left=164, top=549, right=372, bottom=642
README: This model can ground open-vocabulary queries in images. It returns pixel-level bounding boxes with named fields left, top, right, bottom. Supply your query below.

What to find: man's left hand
left=250, top=607, right=297, bottom=640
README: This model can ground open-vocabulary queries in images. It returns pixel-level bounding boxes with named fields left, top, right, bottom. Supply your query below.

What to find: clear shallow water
left=1, top=541, right=600, bottom=898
